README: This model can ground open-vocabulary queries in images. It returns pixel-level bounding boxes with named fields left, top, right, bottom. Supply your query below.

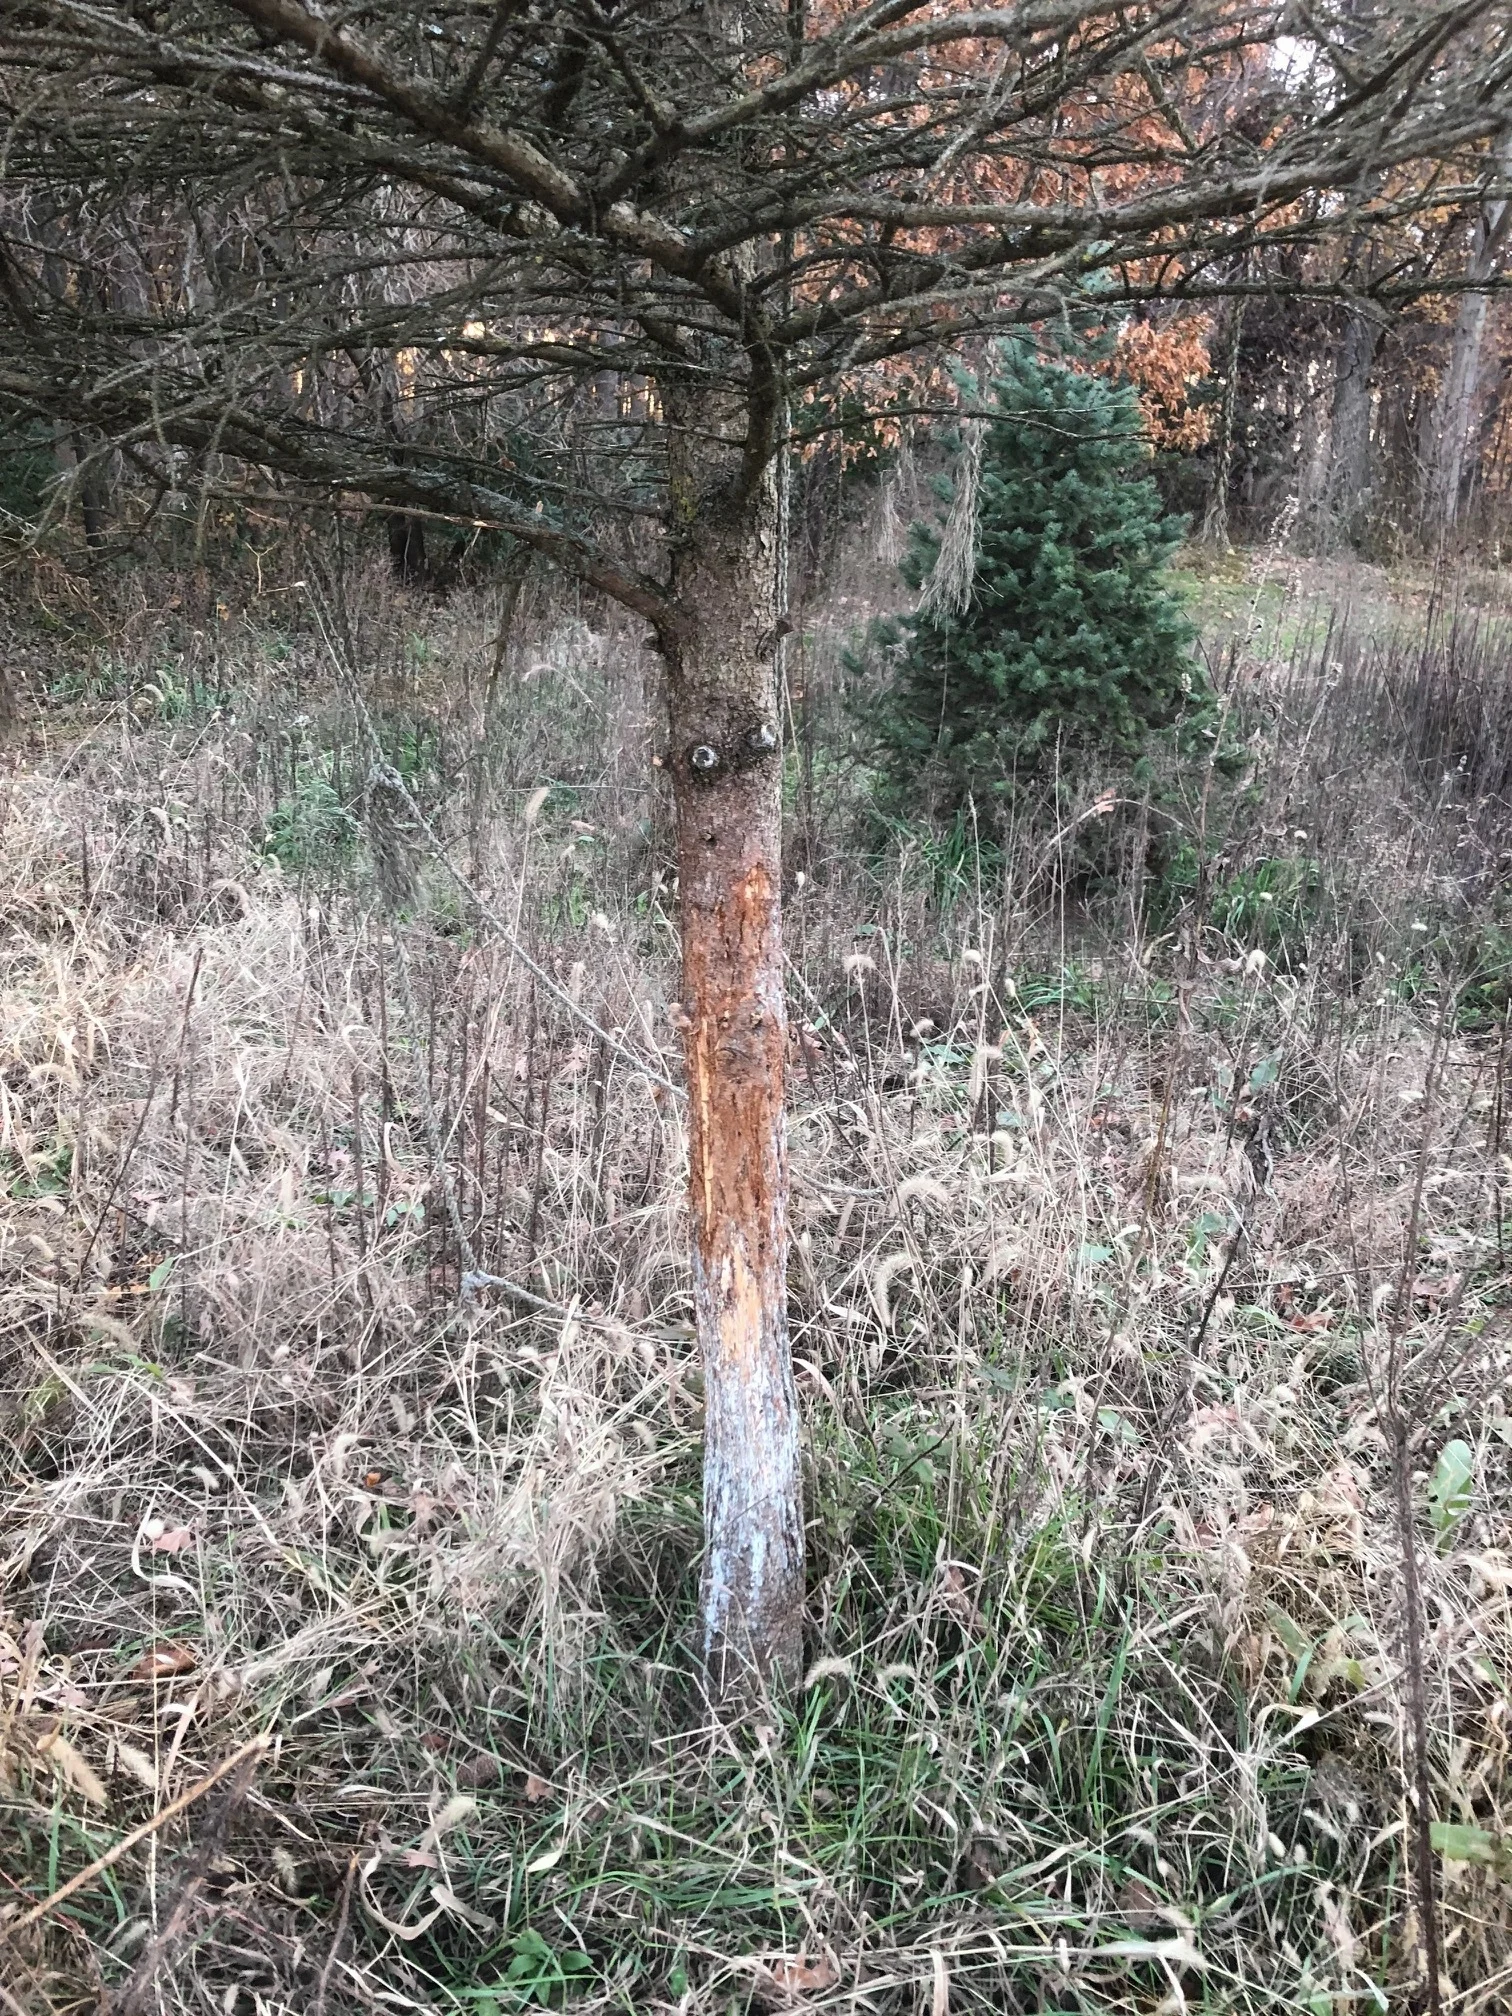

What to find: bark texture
left=1424, top=139, right=1512, bottom=538
left=1201, top=297, right=1244, bottom=549
left=388, top=511, right=428, bottom=582
left=1319, top=303, right=1382, bottom=551
left=1428, top=291, right=1490, bottom=532
left=663, top=427, right=803, bottom=1706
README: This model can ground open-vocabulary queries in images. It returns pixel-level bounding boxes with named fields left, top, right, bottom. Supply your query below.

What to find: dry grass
left=3, top=549, right=1512, bottom=2015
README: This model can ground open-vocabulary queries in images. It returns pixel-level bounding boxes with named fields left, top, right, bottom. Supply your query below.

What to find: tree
left=868, top=339, right=1198, bottom=815
left=1423, top=134, right=1512, bottom=537
left=1, top=0, right=1509, bottom=1704
left=1317, top=293, right=1388, bottom=549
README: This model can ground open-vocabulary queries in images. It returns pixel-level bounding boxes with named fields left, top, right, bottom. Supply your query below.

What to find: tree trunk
left=388, top=511, right=428, bottom=582
left=76, top=433, right=111, bottom=551
left=1318, top=302, right=1382, bottom=552
left=1423, top=138, right=1512, bottom=540
left=662, top=430, right=803, bottom=1707
left=1201, top=296, right=1245, bottom=550
left=1427, top=290, right=1491, bottom=535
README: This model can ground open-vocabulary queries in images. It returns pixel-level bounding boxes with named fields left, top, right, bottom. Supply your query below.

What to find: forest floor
left=3, top=542, right=1512, bottom=2015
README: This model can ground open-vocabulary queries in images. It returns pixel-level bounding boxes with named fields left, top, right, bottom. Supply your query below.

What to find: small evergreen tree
left=868, top=340, right=1200, bottom=814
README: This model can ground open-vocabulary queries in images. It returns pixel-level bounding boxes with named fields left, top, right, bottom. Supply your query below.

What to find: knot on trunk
left=681, top=721, right=780, bottom=782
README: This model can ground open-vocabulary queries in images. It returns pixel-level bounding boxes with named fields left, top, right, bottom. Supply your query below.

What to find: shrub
left=865, top=339, right=1202, bottom=816
left=261, top=764, right=358, bottom=873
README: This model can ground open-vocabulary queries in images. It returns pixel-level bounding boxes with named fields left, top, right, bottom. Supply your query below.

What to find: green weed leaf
left=1266, top=1606, right=1310, bottom=1662
left=1427, top=1439, right=1474, bottom=1548
left=1431, top=1821, right=1503, bottom=1867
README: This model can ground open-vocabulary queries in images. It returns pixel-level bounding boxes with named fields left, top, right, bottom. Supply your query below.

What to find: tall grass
left=3, top=546, right=1512, bottom=2014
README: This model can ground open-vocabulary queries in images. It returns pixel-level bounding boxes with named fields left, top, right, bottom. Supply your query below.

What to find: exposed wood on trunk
left=663, top=399, right=803, bottom=1705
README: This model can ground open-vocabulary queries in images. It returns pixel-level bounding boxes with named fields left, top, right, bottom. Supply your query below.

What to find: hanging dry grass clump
left=875, top=432, right=919, bottom=569
left=363, top=760, right=421, bottom=913
left=918, top=416, right=986, bottom=619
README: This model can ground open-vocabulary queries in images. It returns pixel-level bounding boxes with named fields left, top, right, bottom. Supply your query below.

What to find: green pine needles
left=867, top=339, right=1202, bottom=815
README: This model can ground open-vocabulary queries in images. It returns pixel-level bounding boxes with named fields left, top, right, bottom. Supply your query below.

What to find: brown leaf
left=454, top=1751, right=503, bottom=1790
left=127, top=1641, right=197, bottom=1681
left=523, top=1772, right=551, bottom=1803
left=1288, top=1310, right=1333, bottom=1334
left=765, top=1953, right=838, bottom=1996
left=940, top=1563, right=985, bottom=1633
left=151, top=1526, right=195, bottom=1553
left=1118, top=1875, right=1165, bottom=1932
left=1188, top=1403, right=1244, bottom=1453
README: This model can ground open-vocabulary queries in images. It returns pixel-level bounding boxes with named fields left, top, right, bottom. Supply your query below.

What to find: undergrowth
left=3, top=548, right=1512, bottom=2015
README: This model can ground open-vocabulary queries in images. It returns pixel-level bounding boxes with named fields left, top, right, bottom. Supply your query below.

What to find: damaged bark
left=662, top=410, right=803, bottom=1705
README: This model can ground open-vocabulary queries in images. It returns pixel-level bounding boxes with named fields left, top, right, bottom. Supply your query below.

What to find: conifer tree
left=873, top=342, right=1199, bottom=816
